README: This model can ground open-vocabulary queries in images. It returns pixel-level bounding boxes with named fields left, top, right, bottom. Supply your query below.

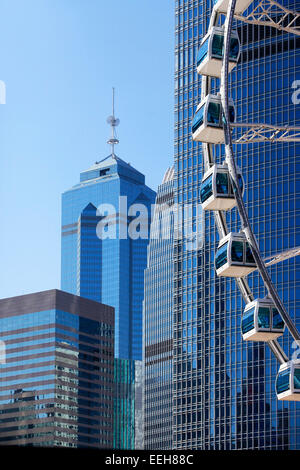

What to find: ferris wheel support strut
left=220, top=0, right=300, bottom=355
left=234, top=0, right=300, bottom=36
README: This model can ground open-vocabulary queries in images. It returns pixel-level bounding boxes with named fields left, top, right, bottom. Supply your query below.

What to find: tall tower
left=144, top=167, right=175, bottom=449
left=172, top=0, right=299, bottom=450
left=60, top=92, right=156, bottom=449
left=61, top=91, right=156, bottom=360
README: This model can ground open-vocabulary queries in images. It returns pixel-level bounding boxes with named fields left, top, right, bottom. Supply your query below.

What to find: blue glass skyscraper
left=61, top=109, right=156, bottom=449
left=61, top=152, right=156, bottom=361
left=170, top=0, right=299, bottom=450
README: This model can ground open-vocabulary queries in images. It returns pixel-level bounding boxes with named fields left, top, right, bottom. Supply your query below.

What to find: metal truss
left=232, top=122, right=300, bottom=143
left=264, top=246, right=300, bottom=267
left=234, top=0, right=300, bottom=36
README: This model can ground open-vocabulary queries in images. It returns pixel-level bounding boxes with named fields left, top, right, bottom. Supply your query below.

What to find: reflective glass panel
left=200, top=174, right=213, bottom=203
left=207, top=102, right=221, bottom=125
left=294, top=369, right=300, bottom=390
left=215, top=242, right=228, bottom=270
left=229, top=37, right=239, bottom=60
left=229, top=105, right=235, bottom=123
left=241, top=307, right=255, bottom=334
left=272, top=308, right=284, bottom=330
left=276, top=368, right=290, bottom=394
left=245, top=243, right=255, bottom=264
left=231, top=241, right=243, bottom=263
left=211, top=34, right=223, bottom=58
left=216, top=172, right=229, bottom=195
left=192, top=106, right=205, bottom=133
left=197, top=39, right=209, bottom=66
left=257, top=307, right=270, bottom=329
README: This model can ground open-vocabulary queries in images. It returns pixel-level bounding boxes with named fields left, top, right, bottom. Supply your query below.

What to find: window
left=231, top=241, right=243, bottom=263
left=215, top=242, right=228, bottom=269
left=242, top=307, right=255, bottom=334
left=192, top=106, right=205, bottom=132
left=216, top=172, right=229, bottom=195
left=197, top=38, right=209, bottom=66
left=200, top=174, right=213, bottom=202
left=276, top=368, right=290, bottom=394
left=207, top=102, right=221, bottom=125
left=212, top=34, right=223, bottom=58
left=100, top=168, right=110, bottom=176
left=257, top=307, right=270, bottom=329
left=272, top=308, right=284, bottom=330
left=294, top=369, right=300, bottom=390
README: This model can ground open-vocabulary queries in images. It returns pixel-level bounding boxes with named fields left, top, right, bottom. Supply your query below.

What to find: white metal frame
left=232, top=122, right=300, bottom=144
left=264, top=246, right=300, bottom=267
left=213, top=0, right=253, bottom=14
left=214, top=0, right=300, bottom=35
left=235, top=0, right=300, bottom=36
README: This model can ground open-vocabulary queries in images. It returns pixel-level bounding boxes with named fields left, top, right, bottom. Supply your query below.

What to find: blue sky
left=0, top=0, right=174, bottom=298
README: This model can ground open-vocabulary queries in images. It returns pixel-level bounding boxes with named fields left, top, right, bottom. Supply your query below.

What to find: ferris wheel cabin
left=200, top=163, right=244, bottom=211
left=192, top=94, right=235, bottom=144
left=241, top=298, right=285, bottom=342
left=215, top=232, right=256, bottom=277
left=197, top=27, right=240, bottom=77
left=276, top=361, right=300, bottom=401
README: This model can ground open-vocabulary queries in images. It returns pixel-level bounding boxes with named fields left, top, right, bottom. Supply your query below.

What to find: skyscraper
left=144, top=167, right=175, bottom=449
left=170, top=0, right=299, bottom=450
left=0, top=289, right=114, bottom=448
left=61, top=104, right=156, bottom=448
left=61, top=147, right=156, bottom=361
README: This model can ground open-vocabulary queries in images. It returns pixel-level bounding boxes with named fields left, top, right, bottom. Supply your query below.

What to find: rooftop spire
left=107, top=87, right=120, bottom=157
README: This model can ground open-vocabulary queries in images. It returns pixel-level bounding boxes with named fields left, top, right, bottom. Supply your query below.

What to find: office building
left=61, top=108, right=156, bottom=448
left=61, top=152, right=156, bottom=361
left=170, top=0, right=300, bottom=449
left=0, top=289, right=114, bottom=448
left=144, top=167, right=175, bottom=449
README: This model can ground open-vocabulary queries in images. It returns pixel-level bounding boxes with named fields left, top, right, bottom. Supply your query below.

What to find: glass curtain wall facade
left=144, top=167, right=175, bottom=449
left=114, top=359, right=143, bottom=450
left=174, top=0, right=299, bottom=449
left=0, top=290, right=114, bottom=448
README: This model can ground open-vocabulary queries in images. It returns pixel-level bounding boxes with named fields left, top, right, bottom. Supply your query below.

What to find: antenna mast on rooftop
left=107, top=87, right=120, bottom=157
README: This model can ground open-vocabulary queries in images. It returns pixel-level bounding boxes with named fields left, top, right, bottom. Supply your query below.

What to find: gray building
left=144, top=167, right=175, bottom=449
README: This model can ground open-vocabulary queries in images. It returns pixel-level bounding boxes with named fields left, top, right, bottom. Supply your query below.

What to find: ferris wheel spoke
left=264, top=246, right=300, bottom=267
left=231, top=122, right=300, bottom=143
left=234, top=0, right=300, bottom=36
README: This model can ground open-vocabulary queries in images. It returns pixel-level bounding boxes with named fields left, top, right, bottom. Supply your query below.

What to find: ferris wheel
left=192, top=0, right=300, bottom=401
